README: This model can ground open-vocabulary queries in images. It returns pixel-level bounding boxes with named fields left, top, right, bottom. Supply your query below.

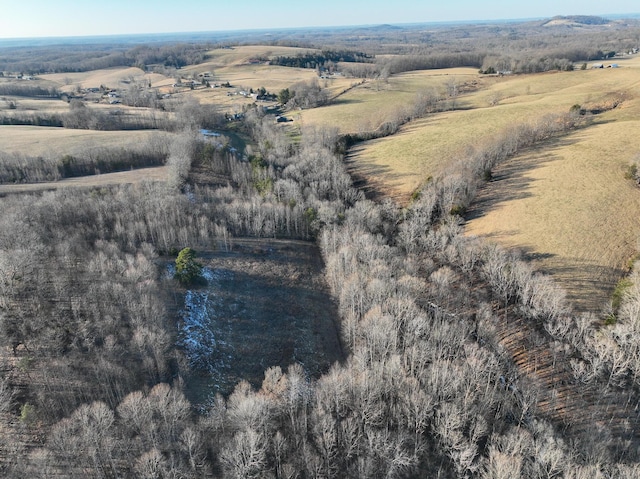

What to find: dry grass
left=465, top=106, right=640, bottom=312
left=202, top=45, right=320, bottom=67
left=40, top=67, right=168, bottom=91
left=462, top=58, right=640, bottom=311
left=0, top=96, right=69, bottom=113
left=299, top=68, right=479, bottom=134
left=348, top=62, right=640, bottom=200
left=338, top=55, right=640, bottom=312
left=184, top=64, right=323, bottom=112
left=0, top=125, right=165, bottom=157
left=179, top=45, right=326, bottom=100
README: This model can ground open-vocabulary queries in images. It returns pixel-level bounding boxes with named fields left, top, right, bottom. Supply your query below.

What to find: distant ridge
left=2, top=14, right=640, bottom=48
left=542, top=15, right=611, bottom=27
left=354, top=24, right=404, bottom=31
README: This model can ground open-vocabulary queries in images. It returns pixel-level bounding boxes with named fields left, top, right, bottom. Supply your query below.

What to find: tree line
left=0, top=133, right=171, bottom=184
left=0, top=43, right=209, bottom=75
left=270, top=50, right=374, bottom=70
left=0, top=84, right=59, bottom=98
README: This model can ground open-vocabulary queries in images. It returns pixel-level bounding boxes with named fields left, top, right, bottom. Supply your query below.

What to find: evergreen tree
left=174, top=247, right=203, bottom=286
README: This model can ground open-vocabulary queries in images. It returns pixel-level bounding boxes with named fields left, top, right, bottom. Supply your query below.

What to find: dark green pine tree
left=174, top=247, right=203, bottom=286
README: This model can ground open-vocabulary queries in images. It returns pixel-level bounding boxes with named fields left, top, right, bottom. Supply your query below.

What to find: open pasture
left=203, top=45, right=321, bottom=67
left=186, top=64, right=323, bottom=111
left=299, top=67, right=480, bottom=134
left=181, top=45, right=326, bottom=93
left=0, top=165, right=168, bottom=194
left=0, top=125, right=166, bottom=157
left=465, top=103, right=640, bottom=312
left=340, top=56, right=640, bottom=310
left=0, top=96, right=68, bottom=113
left=348, top=61, right=640, bottom=200
left=40, top=66, right=170, bottom=90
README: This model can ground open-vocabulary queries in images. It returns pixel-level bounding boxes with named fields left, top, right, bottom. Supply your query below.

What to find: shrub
left=569, top=104, right=583, bottom=115
left=612, top=277, right=632, bottom=311
left=624, top=161, right=639, bottom=185
left=449, top=204, right=467, bottom=217
left=20, top=403, right=36, bottom=425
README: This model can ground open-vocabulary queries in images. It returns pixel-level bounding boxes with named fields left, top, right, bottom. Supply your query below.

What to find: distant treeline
left=0, top=83, right=59, bottom=98
left=348, top=52, right=578, bottom=77
left=270, top=50, right=374, bottom=69
left=380, top=52, right=485, bottom=74
left=0, top=43, right=208, bottom=74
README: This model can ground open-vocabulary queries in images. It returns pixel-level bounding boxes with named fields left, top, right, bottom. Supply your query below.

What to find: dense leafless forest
left=2, top=15, right=640, bottom=478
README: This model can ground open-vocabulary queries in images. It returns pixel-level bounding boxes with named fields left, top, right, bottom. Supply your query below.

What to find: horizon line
left=1, top=13, right=639, bottom=44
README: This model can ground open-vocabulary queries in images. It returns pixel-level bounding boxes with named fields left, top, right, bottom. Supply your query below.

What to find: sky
left=0, top=0, right=639, bottom=39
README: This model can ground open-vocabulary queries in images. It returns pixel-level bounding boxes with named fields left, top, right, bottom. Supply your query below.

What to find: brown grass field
left=0, top=96, right=69, bottom=113
left=465, top=62, right=640, bottom=312
left=180, top=46, right=355, bottom=111
left=334, top=55, right=640, bottom=312
left=299, top=68, right=480, bottom=134
left=0, top=125, right=166, bottom=157
left=465, top=103, right=640, bottom=313
left=40, top=67, right=167, bottom=91
left=203, top=45, right=321, bottom=67
left=346, top=61, right=640, bottom=201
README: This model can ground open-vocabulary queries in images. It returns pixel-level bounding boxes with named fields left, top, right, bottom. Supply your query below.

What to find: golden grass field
left=335, top=55, right=640, bottom=313
left=344, top=61, right=640, bottom=201
left=467, top=61, right=640, bottom=312
left=465, top=98, right=640, bottom=313
left=0, top=125, right=166, bottom=157
left=299, top=68, right=480, bottom=134
left=41, top=67, right=166, bottom=91
left=180, top=46, right=355, bottom=111
left=203, top=45, right=321, bottom=66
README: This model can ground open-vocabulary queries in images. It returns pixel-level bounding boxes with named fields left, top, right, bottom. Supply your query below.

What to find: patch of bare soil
left=174, top=238, right=344, bottom=405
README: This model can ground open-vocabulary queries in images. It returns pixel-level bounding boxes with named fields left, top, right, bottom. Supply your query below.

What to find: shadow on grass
left=329, top=97, right=365, bottom=106
left=541, top=257, right=623, bottom=314
left=344, top=150, right=415, bottom=201
left=465, top=136, right=580, bottom=222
